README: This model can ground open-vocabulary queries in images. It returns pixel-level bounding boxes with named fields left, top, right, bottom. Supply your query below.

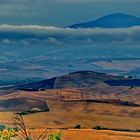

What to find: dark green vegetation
left=48, top=132, right=62, bottom=140
left=93, top=125, right=140, bottom=132
left=73, top=125, right=81, bottom=129
left=72, top=124, right=140, bottom=132
left=0, top=125, right=6, bottom=131
left=17, top=109, right=47, bottom=115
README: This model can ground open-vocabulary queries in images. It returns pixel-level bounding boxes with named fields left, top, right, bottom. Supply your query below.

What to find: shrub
left=16, top=108, right=46, bottom=115
left=0, top=125, right=6, bottom=131
left=74, top=124, right=81, bottom=129
left=0, top=128, right=17, bottom=140
left=95, top=125, right=102, bottom=130
left=48, top=132, right=62, bottom=140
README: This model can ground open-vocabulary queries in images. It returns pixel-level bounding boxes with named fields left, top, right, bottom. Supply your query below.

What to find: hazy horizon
left=0, top=0, right=140, bottom=84
left=0, top=0, right=139, bottom=26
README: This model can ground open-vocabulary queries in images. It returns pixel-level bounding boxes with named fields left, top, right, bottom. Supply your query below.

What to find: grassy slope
left=24, top=101, right=140, bottom=129
left=1, top=101, right=140, bottom=130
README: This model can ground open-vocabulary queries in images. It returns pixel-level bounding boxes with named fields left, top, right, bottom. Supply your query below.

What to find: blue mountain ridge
left=68, top=13, right=140, bottom=28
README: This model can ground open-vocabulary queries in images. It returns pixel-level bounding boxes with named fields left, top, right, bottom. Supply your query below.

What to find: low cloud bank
left=0, top=24, right=139, bottom=46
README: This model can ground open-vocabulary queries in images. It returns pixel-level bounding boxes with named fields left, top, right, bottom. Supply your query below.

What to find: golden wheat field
left=49, top=129, right=140, bottom=140
left=17, top=129, right=140, bottom=140
left=1, top=101, right=140, bottom=140
left=1, top=101, right=140, bottom=129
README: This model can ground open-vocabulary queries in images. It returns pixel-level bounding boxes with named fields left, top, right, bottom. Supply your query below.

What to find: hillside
left=1, top=71, right=140, bottom=111
left=1, top=71, right=128, bottom=91
left=1, top=71, right=140, bottom=130
left=0, top=98, right=49, bottom=111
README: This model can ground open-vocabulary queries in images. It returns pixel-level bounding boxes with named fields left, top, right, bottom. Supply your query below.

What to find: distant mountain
left=68, top=13, right=140, bottom=28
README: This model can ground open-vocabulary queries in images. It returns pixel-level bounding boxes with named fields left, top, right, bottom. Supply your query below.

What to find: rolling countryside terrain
left=1, top=71, right=140, bottom=135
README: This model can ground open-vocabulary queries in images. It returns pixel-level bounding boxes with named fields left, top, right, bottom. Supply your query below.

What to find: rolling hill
left=1, top=71, right=140, bottom=111
left=1, top=71, right=140, bottom=130
left=3, top=70, right=140, bottom=91
left=0, top=71, right=126, bottom=91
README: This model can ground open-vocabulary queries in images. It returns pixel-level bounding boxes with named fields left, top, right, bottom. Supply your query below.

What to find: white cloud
left=0, top=24, right=139, bottom=46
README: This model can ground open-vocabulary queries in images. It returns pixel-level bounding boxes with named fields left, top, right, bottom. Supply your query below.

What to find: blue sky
left=0, top=0, right=139, bottom=26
